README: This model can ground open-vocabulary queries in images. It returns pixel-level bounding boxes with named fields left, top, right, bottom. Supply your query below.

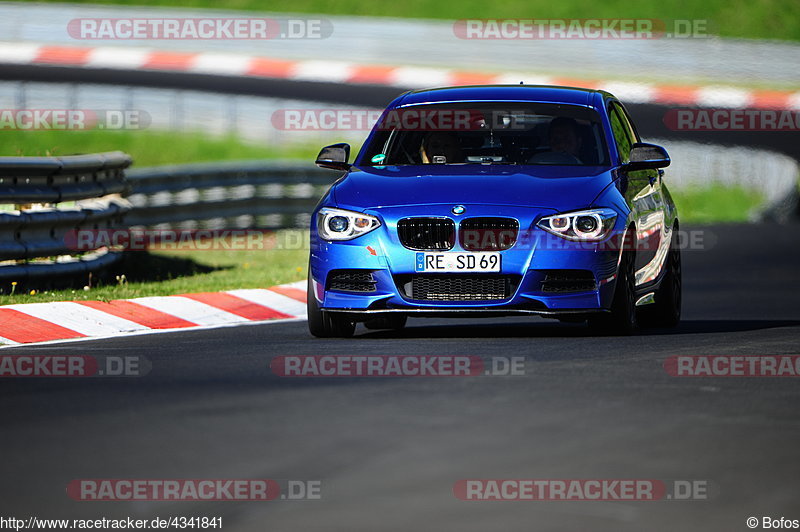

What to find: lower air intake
left=539, top=270, right=597, bottom=293
left=327, top=270, right=377, bottom=293
left=398, top=275, right=519, bottom=301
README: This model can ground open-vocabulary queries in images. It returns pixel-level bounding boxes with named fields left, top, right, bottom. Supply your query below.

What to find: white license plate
left=415, top=252, right=501, bottom=272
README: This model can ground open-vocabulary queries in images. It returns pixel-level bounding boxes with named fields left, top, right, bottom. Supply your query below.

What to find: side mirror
left=625, top=143, right=670, bottom=171
left=315, top=143, right=351, bottom=171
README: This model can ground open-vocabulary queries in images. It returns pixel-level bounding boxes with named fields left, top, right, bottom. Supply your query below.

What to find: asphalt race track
left=1, top=222, right=798, bottom=531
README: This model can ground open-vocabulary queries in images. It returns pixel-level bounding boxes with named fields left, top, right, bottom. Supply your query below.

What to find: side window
left=608, top=102, right=634, bottom=163
left=617, top=104, right=641, bottom=143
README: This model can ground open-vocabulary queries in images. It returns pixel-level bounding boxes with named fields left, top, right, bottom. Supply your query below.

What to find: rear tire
left=588, top=248, right=638, bottom=335
left=639, top=229, right=682, bottom=328
left=364, top=315, right=407, bottom=330
left=307, top=276, right=356, bottom=338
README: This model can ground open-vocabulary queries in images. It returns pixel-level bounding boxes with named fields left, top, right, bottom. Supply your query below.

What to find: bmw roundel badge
left=452, top=205, right=466, bottom=215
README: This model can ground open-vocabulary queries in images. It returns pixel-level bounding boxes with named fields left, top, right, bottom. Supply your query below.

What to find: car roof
left=393, top=85, right=612, bottom=109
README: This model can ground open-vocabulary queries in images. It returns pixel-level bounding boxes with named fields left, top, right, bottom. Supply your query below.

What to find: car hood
left=332, top=165, right=614, bottom=212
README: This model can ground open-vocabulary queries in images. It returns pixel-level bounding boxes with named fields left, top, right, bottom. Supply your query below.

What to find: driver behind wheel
left=420, top=132, right=464, bottom=163
left=529, top=116, right=584, bottom=164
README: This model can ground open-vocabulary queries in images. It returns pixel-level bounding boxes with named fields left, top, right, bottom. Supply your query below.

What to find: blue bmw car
left=308, top=85, right=681, bottom=337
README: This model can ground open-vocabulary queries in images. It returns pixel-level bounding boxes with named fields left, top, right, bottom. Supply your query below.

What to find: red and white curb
left=0, top=280, right=307, bottom=347
left=1, top=42, right=798, bottom=110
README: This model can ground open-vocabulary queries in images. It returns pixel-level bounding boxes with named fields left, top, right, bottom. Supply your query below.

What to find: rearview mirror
left=625, top=143, right=670, bottom=171
left=315, top=143, right=351, bottom=171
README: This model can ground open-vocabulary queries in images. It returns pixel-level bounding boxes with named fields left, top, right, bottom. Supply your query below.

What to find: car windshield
left=359, top=102, right=609, bottom=167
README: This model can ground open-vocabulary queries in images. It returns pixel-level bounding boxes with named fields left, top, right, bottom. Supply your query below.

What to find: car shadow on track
left=356, top=319, right=800, bottom=339
left=638, top=319, right=800, bottom=336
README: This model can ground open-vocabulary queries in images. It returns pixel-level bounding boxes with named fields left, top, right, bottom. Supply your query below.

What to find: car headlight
left=537, top=208, right=618, bottom=241
left=317, top=207, right=381, bottom=241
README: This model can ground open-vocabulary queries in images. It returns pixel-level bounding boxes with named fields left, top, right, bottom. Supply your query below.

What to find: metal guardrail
left=126, top=161, right=337, bottom=230
left=0, top=201, right=130, bottom=260
left=1, top=157, right=337, bottom=283
left=0, top=151, right=132, bottom=280
left=0, top=151, right=130, bottom=202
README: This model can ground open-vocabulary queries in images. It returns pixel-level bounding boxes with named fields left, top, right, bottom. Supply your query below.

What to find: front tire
left=588, top=248, right=638, bottom=335
left=307, top=276, right=356, bottom=338
left=639, top=229, right=682, bottom=328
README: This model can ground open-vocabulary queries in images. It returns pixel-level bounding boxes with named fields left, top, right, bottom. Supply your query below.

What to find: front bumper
left=310, top=204, right=624, bottom=318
